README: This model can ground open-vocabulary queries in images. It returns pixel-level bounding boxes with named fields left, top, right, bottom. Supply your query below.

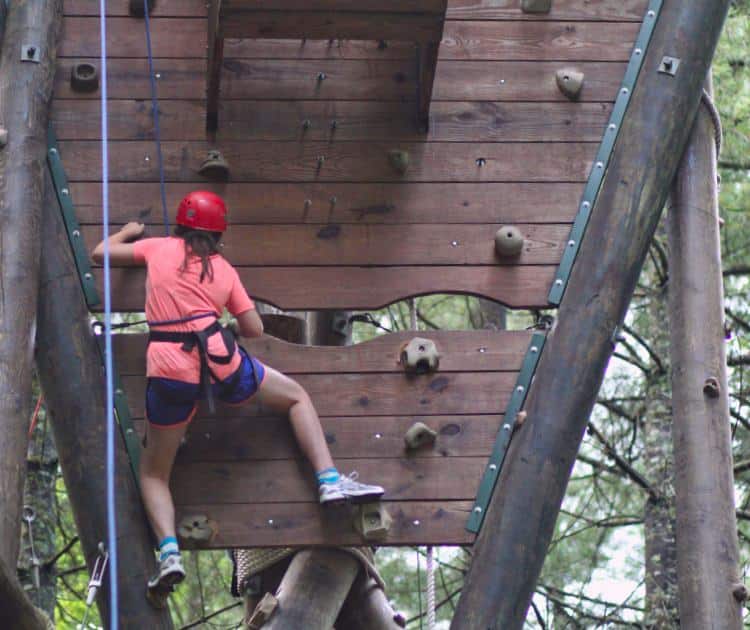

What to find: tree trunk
left=0, top=555, right=52, bottom=630
left=36, top=168, right=174, bottom=629
left=0, top=0, right=62, bottom=571
left=264, top=549, right=360, bottom=630
left=642, top=274, right=679, bottom=627
left=19, top=403, right=58, bottom=619
left=451, top=1, right=732, bottom=627
left=335, top=574, right=405, bottom=630
left=667, top=75, right=743, bottom=629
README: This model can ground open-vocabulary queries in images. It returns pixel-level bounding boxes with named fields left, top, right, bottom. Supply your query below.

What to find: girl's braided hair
left=174, top=224, right=222, bottom=282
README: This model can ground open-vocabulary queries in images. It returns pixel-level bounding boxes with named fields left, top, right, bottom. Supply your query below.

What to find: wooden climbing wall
left=51, top=0, right=646, bottom=546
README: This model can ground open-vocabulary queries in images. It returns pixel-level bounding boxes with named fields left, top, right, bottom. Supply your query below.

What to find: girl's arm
left=236, top=308, right=264, bottom=338
left=91, top=222, right=146, bottom=265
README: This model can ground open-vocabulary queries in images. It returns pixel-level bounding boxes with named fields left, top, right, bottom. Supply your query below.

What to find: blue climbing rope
left=99, top=1, right=119, bottom=628
left=143, top=0, right=170, bottom=235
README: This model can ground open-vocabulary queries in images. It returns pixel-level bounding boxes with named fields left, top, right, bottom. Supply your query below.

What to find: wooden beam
left=451, top=1, right=732, bottom=628
left=36, top=170, right=174, bottom=629
left=667, top=76, right=743, bottom=628
left=0, top=0, right=62, bottom=570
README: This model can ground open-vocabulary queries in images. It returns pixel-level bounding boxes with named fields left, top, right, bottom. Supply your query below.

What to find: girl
left=92, top=191, right=384, bottom=596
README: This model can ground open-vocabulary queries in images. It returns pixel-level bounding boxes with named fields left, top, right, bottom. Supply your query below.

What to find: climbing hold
left=703, top=377, right=720, bottom=399
left=353, top=503, right=392, bottom=541
left=400, top=337, right=440, bottom=374
left=247, top=592, right=279, bottom=629
left=70, top=62, right=99, bottom=93
left=404, top=422, right=438, bottom=450
left=555, top=68, right=585, bottom=101
left=198, top=150, right=230, bottom=180
left=129, top=0, right=156, bottom=16
left=494, top=226, right=525, bottom=258
left=0, top=128, right=7, bottom=148
left=388, top=149, right=410, bottom=175
left=177, top=514, right=218, bottom=548
left=516, top=410, right=528, bottom=426
left=521, top=0, right=552, bottom=13
left=732, top=583, right=748, bottom=603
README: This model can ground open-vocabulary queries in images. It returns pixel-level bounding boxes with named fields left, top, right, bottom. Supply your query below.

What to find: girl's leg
left=255, top=366, right=334, bottom=473
left=139, top=420, right=191, bottom=542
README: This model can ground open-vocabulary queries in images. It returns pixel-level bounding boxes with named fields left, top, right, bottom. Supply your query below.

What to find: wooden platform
left=51, top=0, right=646, bottom=546
left=115, top=331, right=529, bottom=546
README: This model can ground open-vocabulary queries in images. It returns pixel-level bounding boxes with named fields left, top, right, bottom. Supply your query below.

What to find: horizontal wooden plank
left=68, top=182, right=583, bottom=225
left=51, top=100, right=613, bottom=142
left=220, top=12, right=445, bottom=43
left=60, top=18, right=638, bottom=61
left=120, top=371, right=518, bottom=416
left=64, top=0, right=648, bottom=22
left=54, top=58, right=626, bottom=101
left=58, top=141, right=595, bottom=182
left=170, top=457, right=485, bottom=503
left=133, top=414, right=504, bottom=460
left=86, top=223, right=567, bottom=266
left=174, top=501, right=474, bottom=546
left=221, top=0, right=448, bottom=13
left=113, top=330, right=533, bottom=375
left=97, top=265, right=556, bottom=310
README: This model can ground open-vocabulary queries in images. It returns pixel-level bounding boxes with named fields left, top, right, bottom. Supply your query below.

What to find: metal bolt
left=499, top=79, right=505, bottom=85
left=155, top=73, right=161, bottom=79
left=473, top=506, right=482, bottom=514
left=330, top=120, right=338, bottom=130
left=503, top=424, right=511, bottom=431
left=329, top=196, right=337, bottom=205
left=62, top=188, right=69, bottom=195
left=304, top=199, right=312, bottom=208
left=582, top=201, right=590, bottom=209
left=555, top=279, right=563, bottom=286
left=451, top=240, right=459, bottom=247
left=84, top=272, right=93, bottom=280
left=375, top=433, right=382, bottom=439
left=268, top=519, right=274, bottom=525
left=596, top=161, right=604, bottom=169
left=476, top=157, right=487, bottom=167
left=516, top=386, right=525, bottom=394
left=49, top=147, right=58, bottom=155
left=635, top=48, right=642, bottom=56
left=568, top=240, right=576, bottom=247
left=531, top=346, right=538, bottom=353
left=413, top=520, right=420, bottom=526
left=73, top=230, right=81, bottom=238
left=302, top=119, right=311, bottom=130
left=145, top=155, right=151, bottom=162
left=489, top=464, right=497, bottom=471
left=621, top=87, right=629, bottom=95
left=609, top=123, right=617, bottom=131
left=317, top=72, right=327, bottom=81
left=115, top=388, right=124, bottom=396
left=647, top=10, right=655, bottom=17
left=478, top=347, right=487, bottom=353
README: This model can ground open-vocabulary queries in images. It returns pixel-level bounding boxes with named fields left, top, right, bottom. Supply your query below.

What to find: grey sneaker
left=319, top=472, right=385, bottom=505
left=147, top=554, right=186, bottom=592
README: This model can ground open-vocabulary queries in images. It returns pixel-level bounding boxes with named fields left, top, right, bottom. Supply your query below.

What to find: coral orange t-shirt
left=132, top=237, right=255, bottom=383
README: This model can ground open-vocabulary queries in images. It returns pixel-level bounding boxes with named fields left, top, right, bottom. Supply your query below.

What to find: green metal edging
left=466, top=331, right=547, bottom=533
left=548, top=0, right=664, bottom=306
left=47, top=127, right=101, bottom=309
left=47, top=126, right=141, bottom=485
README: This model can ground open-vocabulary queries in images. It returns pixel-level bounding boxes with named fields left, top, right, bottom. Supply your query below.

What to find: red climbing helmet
left=176, top=191, right=227, bottom=232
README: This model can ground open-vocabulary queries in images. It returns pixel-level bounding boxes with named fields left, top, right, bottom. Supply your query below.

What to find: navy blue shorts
left=146, top=349, right=266, bottom=428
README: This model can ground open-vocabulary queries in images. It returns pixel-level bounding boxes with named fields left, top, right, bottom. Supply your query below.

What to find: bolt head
left=473, top=506, right=482, bottom=514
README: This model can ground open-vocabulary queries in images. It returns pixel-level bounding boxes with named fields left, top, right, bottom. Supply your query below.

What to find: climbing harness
left=80, top=543, right=109, bottom=629
left=98, top=1, right=119, bottom=626
left=143, top=0, right=170, bottom=234
left=147, top=313, right=241, bottom=413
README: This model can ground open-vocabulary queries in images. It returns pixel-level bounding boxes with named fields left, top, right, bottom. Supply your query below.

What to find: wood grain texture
left=120, top=371, right=518, bottom=417
left=68, top=182, right=583, bottom=225
left=52, top=100, right=613, bottom=142
left=170, top=457, right=485, bottom=503
left=64, top=0, right=647, bottom=21
left=59, top=17, right=638, bottom=61
left=84, top=223, right=567, bottom=266
left=54, top=58, right=625, bottom=101
left=221, top=0, right=449, bottom=13
left=57, top=140, right=595, bottom=182
left=133, top=414, right=504, bottom=461
left=219, top=11, right=445, bottom=42
left=113, top=330, right=533, bottom=375
left=173, top=501, right=474, bottom=547
left=96, top=265, right=557, bottom=310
